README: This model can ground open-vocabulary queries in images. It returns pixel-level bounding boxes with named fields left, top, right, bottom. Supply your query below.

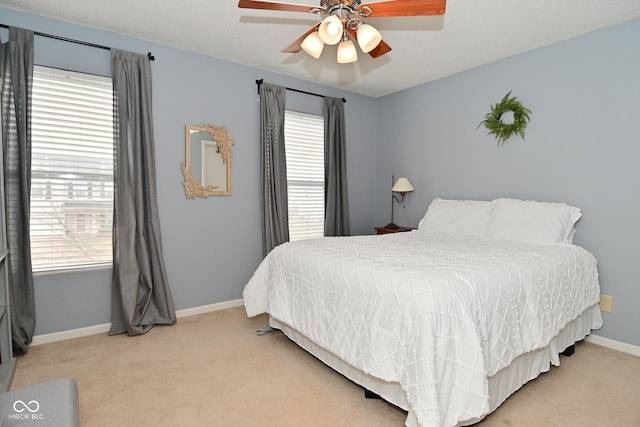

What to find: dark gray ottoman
left=0, top=378, right=79, bottom=426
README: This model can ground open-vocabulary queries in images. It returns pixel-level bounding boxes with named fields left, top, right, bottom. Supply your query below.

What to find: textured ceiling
left=1, top=0, right=639, bottom=97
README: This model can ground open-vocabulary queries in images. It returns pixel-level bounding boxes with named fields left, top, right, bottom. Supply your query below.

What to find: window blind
left=30, top=66, right=114, bottom=271
left=284, top=110, right=325, bottom=241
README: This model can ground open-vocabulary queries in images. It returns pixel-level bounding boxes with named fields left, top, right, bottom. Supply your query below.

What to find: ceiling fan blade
left=282, top=23, right=321, bottom=53
left=238, top=0, right=317, bottom=13
left=346, top=28, right=392, bottom=58
left=368, top=39, right=392, bottom=58
left=360, top=0, right=446, bottom=17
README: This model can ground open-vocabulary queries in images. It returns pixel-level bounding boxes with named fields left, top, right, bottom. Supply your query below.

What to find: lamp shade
left=337, top=39, right=357, bottom=63
left=392, top=177, right=414, bottom=193
left=356, top=24, right=382, bottom=53
left=301, top=32, right=324, bottom=59
left=318, top=15, right=343, bottom=45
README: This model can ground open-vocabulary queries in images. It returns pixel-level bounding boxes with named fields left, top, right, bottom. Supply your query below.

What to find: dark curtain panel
left=110, top=49, right=176, bottom=336
left=0, top=28, right=35, bottom=355
left=323, top=97, right=349, bottom=236
left=260, top=83, right=289, bottom=255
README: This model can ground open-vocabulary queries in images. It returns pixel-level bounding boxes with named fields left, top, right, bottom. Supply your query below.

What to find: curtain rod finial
left=147, top=52, right=155, bottom=61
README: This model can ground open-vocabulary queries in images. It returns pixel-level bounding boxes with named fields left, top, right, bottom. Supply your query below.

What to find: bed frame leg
left=255, top=325, right=274, bottom=336
left=364, top=389, right=381, bottom=399
left=561, top=344, right=575, bottom=357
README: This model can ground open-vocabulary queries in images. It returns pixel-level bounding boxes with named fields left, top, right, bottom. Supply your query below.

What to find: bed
left=243, top=197, right=603, bottom=427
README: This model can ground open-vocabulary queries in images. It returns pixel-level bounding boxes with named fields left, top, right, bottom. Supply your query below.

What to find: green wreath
left=479, top=91, right=531, bottom=146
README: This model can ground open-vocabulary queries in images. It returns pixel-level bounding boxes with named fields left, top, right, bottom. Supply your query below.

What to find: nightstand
left=374, top=226, right=413, bottom=235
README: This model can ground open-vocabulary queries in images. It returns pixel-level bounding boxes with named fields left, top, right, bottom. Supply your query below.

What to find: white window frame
left=284, top=110, right=325, bottom=241
left=30, top=65, right=114, bottom=272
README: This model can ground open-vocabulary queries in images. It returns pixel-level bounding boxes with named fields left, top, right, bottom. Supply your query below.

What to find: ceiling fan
left=238, top=0, right=447, bottom=63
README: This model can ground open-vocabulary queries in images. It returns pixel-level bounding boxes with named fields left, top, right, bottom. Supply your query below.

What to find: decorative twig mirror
left=182, top=124, right=234, bottom=198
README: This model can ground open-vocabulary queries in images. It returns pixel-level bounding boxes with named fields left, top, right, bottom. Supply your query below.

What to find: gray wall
left=0, top=7, right=379, bottom=336
left=375, top=18, right=640, bottom=346
left=2, top=7, right=639, bottom=348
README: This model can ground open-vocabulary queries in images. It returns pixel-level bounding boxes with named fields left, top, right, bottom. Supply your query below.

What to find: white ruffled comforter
left=243, top=232, right=601, bottom=427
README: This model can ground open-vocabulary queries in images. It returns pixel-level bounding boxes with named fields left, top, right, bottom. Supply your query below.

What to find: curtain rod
left=0, top=23, right=155, bottom=61
left=256, top=79, right=346, bottom=103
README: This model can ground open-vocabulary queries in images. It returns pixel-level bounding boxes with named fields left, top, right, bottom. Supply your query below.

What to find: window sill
left=33, top=263, right=112, bottom=277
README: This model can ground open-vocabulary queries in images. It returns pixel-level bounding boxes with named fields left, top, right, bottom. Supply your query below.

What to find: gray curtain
left=260, top=83, right=289, bottom=255
left=0, top=27, right=35, bottom=355
left=323, top=97, right=349, bottom=236
left=110, top=49, right=176, bottom=336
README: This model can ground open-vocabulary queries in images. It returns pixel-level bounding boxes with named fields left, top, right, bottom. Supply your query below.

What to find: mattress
left=243, top=232, right=603, bottom=427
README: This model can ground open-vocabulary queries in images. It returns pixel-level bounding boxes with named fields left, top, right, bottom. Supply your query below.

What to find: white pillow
left=485, top=198, right=582, bottom=245
left=418, top=198, right=495, bottom=238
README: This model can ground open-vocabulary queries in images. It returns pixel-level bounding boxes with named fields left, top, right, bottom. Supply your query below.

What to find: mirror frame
left=182, top=124, right=234, bottom=198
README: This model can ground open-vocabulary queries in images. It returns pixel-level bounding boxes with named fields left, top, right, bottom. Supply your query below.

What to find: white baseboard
left=31, top=298, right=244, bottom=346
left=174, top=298, right=244, bottom=318
left=30, top=302, right=640, bottom=358
left=31, top=323, right=111, bottom=346
left=584, top=334, right=640, bottom=357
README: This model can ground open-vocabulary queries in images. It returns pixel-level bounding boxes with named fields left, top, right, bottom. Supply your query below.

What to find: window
left=284, top=110, right=324, bottom=241
left=30, top=66, right=114, bottom=271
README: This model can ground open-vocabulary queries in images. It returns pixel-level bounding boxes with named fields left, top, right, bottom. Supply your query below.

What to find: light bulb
left=326, top=21, right=341, bottom=36
left=318, top=15, right=343, bottom=45
left=337, top=39, right=357, bottom=64
left=357, top=24, right=382, bottom=53
left=301, top=32, right=324, bottom=59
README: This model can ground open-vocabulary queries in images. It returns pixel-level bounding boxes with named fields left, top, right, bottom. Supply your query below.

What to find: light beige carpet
left=11, top=306, right=640, bottom=426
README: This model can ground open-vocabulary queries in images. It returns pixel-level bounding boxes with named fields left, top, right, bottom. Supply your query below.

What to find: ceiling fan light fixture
left=241, top=0, right=448, bottom=63
left=337, top=39, right=357, bottom=63
left=301, top=31, right=324, bottom=59
left=318, top=15, right=343, bottom=45
left=356, top=23, right=382, bottom=53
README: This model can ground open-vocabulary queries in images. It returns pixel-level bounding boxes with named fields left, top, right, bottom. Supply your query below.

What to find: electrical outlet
left=599, top=294, right=613, bottom=313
